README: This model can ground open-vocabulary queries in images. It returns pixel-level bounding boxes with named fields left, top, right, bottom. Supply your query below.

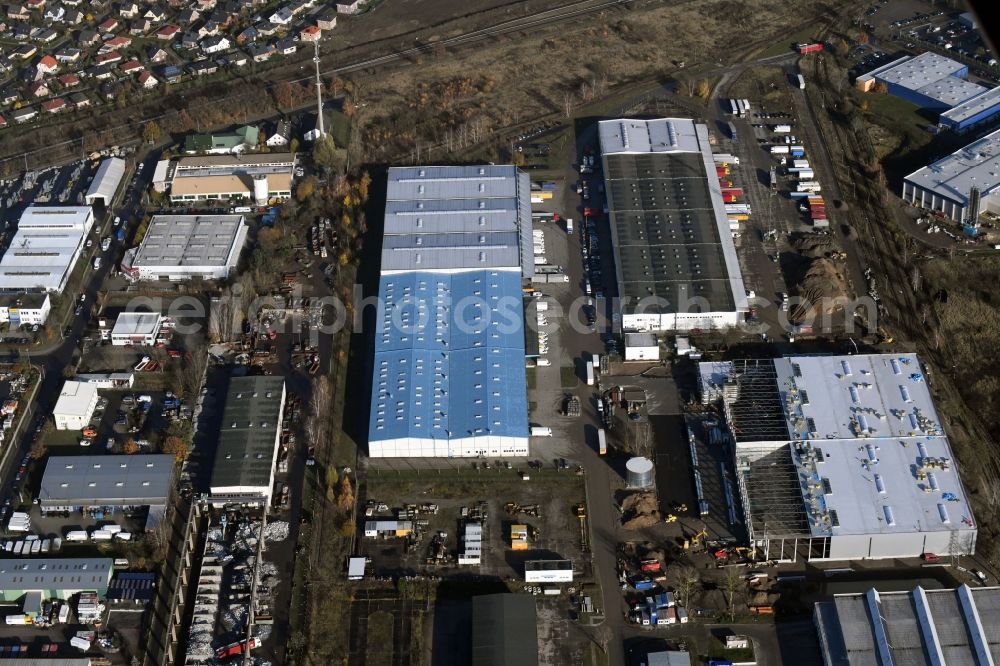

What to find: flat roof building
left=124, top=214, right=248, bottom=281
left=815, top=585, right=1000, bottom=665
left=167, top=153, right=294, bottom=205
left=209, top=376, right=286, bottom=506
left=84, top=157, right=126, bottom=206
left=472, top=594, right=538, bottom=666
left=524, top=559, right=573, bottom=583
left=52, top=380, right=99, bottom=430
left=0, top=558, right=114, bottom=601
left=110, top=311, right=164, bottom=346
left=598, top=118, right=747, bottom=332
left=0, top=292, right=51, bottom=326
left=38, top=454, right=174, bottom=513
left=0, top=206, right=94, bottom=293
left=368, top=166, right=530, bottom=458
left=701, top=353, right=976, bottom=562
left=940, top=86, right=1000, bottom=134
left=903, top=127, right=1000, bottom=222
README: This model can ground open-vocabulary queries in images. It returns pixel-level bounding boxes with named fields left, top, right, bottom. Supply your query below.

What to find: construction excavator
left=682, top=529, right=708, bottom=551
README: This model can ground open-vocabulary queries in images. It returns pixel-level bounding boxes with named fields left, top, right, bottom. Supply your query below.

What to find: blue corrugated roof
left=369, top=270, right=528, bottom=443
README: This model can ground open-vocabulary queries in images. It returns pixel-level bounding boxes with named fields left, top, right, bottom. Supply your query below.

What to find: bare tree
left=723, top=567, right=744, bottom=621
left=669, top=563, right=700, bottom=609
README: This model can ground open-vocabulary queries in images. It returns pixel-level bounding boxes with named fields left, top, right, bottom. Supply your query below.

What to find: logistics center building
left=165, top=153, right=295, bottom=205
left=598, top=118, right=747, bottom=332
left=902, top=127, right=1000, bottom=222
left=700, top=353, right=976, bottom=562
left=0, top=206, right=95, bottom=293
left=368, top=165, right=531, bottom=458
left=123, top=214, right=248, bottom=281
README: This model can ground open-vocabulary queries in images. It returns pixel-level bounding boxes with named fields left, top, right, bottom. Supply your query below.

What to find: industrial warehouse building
left=472, top=594, right=538, bottom=666
left=209, top=376, right=286, bottom=506
left=110, top=311, right=164, bottom=346
left=814, top=585, right=1000, bottom=665
left=524, top=560, right=573, bottom=583
left=38, top=454, right=174, bottom=514
left=367, top=165, right=531, bottom=458
left=122, top=214, right=248, bottom=281
left=0, top=292, right=51, bottom=326
left=598, top=118, right=747, bottom=332
left=856, top=52, right=1000, bottom=132
left=700, top=353, right=976, bottom=562
left=0, top=558, right=114, bottom=600
left=902, top=127, right=1000, bottom=222
left=52, top=380, right=99, bottom=430
left=84, top=157, right=126, bottom=206
left=0, top=206, right=94, bottom=293
left=165, top=153, right=295, bottom=205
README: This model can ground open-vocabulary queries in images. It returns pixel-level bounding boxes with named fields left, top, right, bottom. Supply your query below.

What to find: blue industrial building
left=368, top=165, right=531, bottom=458
left=856, top=52, right=1000, bottom=132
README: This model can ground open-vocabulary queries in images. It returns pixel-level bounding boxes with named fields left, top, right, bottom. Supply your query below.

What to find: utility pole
left=313, top=41, right=325, bottom=138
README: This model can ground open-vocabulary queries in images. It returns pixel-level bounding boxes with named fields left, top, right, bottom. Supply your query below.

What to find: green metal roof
left=471, top=594, right=538, bottom=666
left=209, top=376, right=284, bottom=492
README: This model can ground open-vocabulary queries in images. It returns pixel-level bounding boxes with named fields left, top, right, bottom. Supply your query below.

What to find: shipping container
left=715, top=165, right=730, bottom=176
left=586, top=364, right=594, bottom=386
left=725, top=203, right=752, bottom=214
left=530, top=427, right=553, bottom=437
left=598, top=429, right=607, bottom=455
left=795, top=170, right=815, bottom=180
left=796, top=182, right=821, bottom=192
left=727, top=121, right=737, bottom=140
left=727, top=214, right=749, bottom=222
left=773, top=124, right=792, bottom=133
left=721, top=188, right=744, bottom=196
left=713, top=153, right=740, bottom=165
left=797, top=73, right=806, bottom=89
left=729, top=99, right=739, bottom=115
left=722, top=193, right=737, bottom=203
left=770, top=145, right=790, bottom=154
left=797, top=43, right=823, bottom=54
left=791, top=159, right=810, bottom=169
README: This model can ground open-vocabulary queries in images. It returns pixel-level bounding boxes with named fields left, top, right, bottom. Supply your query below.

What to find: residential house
left=155, top=24, right=180, bottom=40
left=198, top=20, right=219, bottom=37
left=188, top=59, right=217, bottom=76
left=12, top=43, right=37, bottom=59
left=303, top=110, right=334, bottom=141
left=248, top=43, right=273, bottom=62
left=266, top=119, right=290, bottom=147
left=256, top=22, right=279, bottom=37
left=221, top=50, right=247, bottom=67
left=194, top=0, right=216, bottom=8
left=25, top=0, right=44, bottom=9
left=56, top=72, right=80, bottom=88
left=336, top=0, right=362, bottom=13
left=97, top=17, right=118, bottom=33
left=35, top=54, right=58, bottom=74
left=98, top=79, right=119, bottom=100
left=179, top=31, right=199, bottom=49
left=137, top=70, right=158, bottom=88
left=201, top=35, right=229, bottom=54
left=12, top=23, right=30, bottom=40
left=236, top=26, right=256, bottom=44
left=161, top=64, right=182, bottom=83
left=36, top=27, right=58, bottom=43
left=43, top=4, right=63, bottom=21
left=0, top=115, right=7, bottom=129
left=101, top=35, right=132, bottom=52
left=177, top=8, right=198, bottom=24
left=118, top=0, right=138, bottom=18
left=41, top=97, right=65, bottom=113
left=26, top=80, right=49, bottom=97
left=299, top=24, right=320, bottom=42
left=120, top=59, right=143, bottom=74
left=68, top=91, right=89, bottom=108
left=78, top=29, right=100, bottom=46
left=54, top=46, right=81, bottom=62
left=62, top=0, right=82, bottom=5
left=0, top=88, right=19, bottom=105
left=94, top=51, right=123, bottom=65
left=0, top=55, right=12, bottom=72
left=129, top=18, right=152, bottom=35
left=208, top=9, right=232, bottom=29
left=143, top=6, right=165, bottom=21
left=315, top=9, right=337, bottom=30
left=269, top=6, right=292, bottom=24
left=6, top=5, right=29, bottom=20
left=146, top=45, right=168, bottom=63
left=63, top=8, right=82, bottom=24
left=89, top=63, right=117, bottom=79
left=183, top=124, right=257, bottom=153
left=275, top=37, right=296, bottom=55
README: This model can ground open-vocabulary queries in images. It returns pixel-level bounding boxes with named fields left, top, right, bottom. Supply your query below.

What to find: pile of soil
left=621, top=492, right=661, bottom=529
left=790, top=235, right=851, bottom=323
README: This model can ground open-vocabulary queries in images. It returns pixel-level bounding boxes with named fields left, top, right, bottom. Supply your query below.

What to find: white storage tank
left=253, top=174, right=269, bottom=206
left=626, top=457, right=655, bottom=489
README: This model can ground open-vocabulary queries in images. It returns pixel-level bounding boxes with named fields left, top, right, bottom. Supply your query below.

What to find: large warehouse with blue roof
left=368, top=165, right=532, bottom=458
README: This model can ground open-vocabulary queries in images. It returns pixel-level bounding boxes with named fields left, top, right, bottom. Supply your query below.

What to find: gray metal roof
left=816, top=586, right=1000, bottom=665
left=471, top=594, right=538, bottom=666
left=877, top=52, right=967, bottom=90
left=39, top=454, right=174, bottom=507
left=132, top=214, right=247, bottom=269
left=382, top=166, right=531, bottom=275
left=84, top=157, right=126, bottom=205
left=210, top=376, right=284, bottom=494
left=0, top=558, right=113, bottom=593
left=905, top=126, right=1000, bottom=205
left=941, top=86, right=1000, bottom=125
left=111, top=312, right=161, bottom=337
left=599, top=120, right=746, bottom=315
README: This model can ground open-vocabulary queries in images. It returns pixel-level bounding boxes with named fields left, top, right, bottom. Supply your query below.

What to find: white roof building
left=110, top=311, right=163, bottom=345
left=0, top=206, right=94, bottom=292
left=903, top=127, right=1000, bottom=222
left=124, top=214, right=248, bottom=281
left=84, top=157, right=126, bottom=206
left=702, top=353, right=977, bottom=562
left=52, top=380, right=99, bottom=431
